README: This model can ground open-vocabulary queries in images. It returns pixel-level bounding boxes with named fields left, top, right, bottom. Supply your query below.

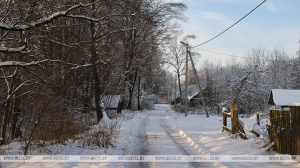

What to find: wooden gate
left=270, top=109, right=290, bottom=154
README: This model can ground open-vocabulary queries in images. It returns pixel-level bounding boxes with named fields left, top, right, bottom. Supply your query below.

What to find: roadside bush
left=141, top=93, right=159, bottom=110
left=81, top=119, right=120, bottom=149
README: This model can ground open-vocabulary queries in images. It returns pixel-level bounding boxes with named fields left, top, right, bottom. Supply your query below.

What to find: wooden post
left=222, top=112, right=227, bottom=131
left=257, top=113, right=260, bottom=125
left=231, top=104, right=238, bottom=135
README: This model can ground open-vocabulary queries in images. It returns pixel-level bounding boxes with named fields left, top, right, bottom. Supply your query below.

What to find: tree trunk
left=89, top=1, right=103, bottom=122
left=138, top=74, right=141, bottom=110
left=11, top=30, right=25, bottom=141
left=177, top=72, right=182, bottom=104
left=1, top=82, right=14, bottom=146
left=127, top=68, right=138, bottom=110
left=11, top=71, right=21, bottom=141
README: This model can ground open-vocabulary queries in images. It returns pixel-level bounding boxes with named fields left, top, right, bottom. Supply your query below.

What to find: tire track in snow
left=160, top=113, right=208, bottom=168
left=130, top=112, right=152, bottom=168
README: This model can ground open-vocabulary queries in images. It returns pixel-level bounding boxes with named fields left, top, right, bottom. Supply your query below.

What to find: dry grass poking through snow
left=79, top=110, right=135, bottom=150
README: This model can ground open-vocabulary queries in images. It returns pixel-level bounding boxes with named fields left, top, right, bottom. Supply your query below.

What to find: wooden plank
left=270, top=110, right=273, bottom=144
left=281, top=111, right=284, bottom=153
left=231, top=104, right=238, bottom=135
left=238, top=124, right=245, bottom=134
left=222, top=126, right=232, bottom=134
left=287, top=110, right=290, bottom=153
left=222, top=112, right=231, bottom=118
left=279, top=110, right=282, bottom=154
left=292, top=107, right=299, bottom=155
left=297, top=107, right=300, bottom=155
left=238, top=132, right=249, bottom=140
left=284, top=111, right=287, bottom=154
left=287, top=110, right=291, bottom=154
left=295, top=108, right=298, bottom=155
left=297, top=108, right=300, bottom=155
left=292, top=107, right=296, bottom=155
left=291, top=107, right=294, bottom=155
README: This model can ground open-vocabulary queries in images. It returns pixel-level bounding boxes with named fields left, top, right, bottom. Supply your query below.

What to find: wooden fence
left=291, top=106, right=300, bottom=155
left=222, top=104, right=248, bottom=140
left=269, top=109, right=290, bottom=154
left=270, top=106, right=300, bottom=155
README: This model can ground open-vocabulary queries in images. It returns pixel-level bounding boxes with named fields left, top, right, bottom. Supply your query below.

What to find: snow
left=0, top=110, right=147, bottom=168
left=288, top=103, right=300, bottom=106
left=270, top=89, right=300, bottom=106
left=238, top=119, right=252, bottom=132
left=164, top=104, right=300, bottom=168
left=1, top=104, right=300, bottom=168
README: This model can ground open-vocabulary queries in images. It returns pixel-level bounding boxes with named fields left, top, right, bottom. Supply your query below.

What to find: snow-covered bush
left=251, top=122, right=270, bottom=149
left=141, top=93, right=159, bottom=110
left=82, top=119, right=120, bottom=149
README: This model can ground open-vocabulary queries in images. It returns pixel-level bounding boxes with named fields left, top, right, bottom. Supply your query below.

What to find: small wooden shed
left=267, top=89, right=300, bottom=155
left=103, top=95, right=120, bottom=110
left=268, top=89, right=300, bottom=107
left=188, top=87, right=210, bottom=107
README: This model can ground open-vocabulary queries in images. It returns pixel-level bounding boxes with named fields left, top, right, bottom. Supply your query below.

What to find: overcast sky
left=169, top=0, right=300, bottom=66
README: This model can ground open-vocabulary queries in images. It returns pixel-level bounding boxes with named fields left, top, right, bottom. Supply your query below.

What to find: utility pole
left=188, top=51, right=209, bottom=118
left=181, top=41, right=188, bottom=117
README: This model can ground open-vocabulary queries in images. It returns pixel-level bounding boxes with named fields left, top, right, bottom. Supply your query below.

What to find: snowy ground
left=164, top=104, right=300, bottom=168
left=1, top=104, right=300, bottom=168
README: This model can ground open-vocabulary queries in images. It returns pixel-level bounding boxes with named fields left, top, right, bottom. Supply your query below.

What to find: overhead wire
left=197, top=48, right=246, bottom=58
left=192, top=0, right=266, bottom=48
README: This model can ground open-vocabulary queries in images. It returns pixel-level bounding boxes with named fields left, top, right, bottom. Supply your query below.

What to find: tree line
left=0, top=0, right=187, bottom=148
left=188, top=48, right=300, bottom=114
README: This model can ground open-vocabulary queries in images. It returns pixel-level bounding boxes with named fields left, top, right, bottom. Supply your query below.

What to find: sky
left=168, top=0, right=300, bottom=66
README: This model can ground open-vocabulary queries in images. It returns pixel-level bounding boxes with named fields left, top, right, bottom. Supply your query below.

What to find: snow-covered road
left=130, top=104, right=208, bottom=168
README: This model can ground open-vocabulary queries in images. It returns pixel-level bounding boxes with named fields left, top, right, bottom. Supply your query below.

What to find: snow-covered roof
left=268, top=89, right=300, bottom=106
left=103, top=95, right=120, bottom=109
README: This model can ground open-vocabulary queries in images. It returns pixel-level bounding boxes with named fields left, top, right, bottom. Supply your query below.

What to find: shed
left=188, top=87, right=210, bottom=107
left=268, top=89, right=300, bottom=107
left=171, top=97, right=183, bottom=105
left=103, top=95, right=120, bottom=110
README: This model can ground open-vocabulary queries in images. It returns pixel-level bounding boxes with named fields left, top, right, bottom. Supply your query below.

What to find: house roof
left=188, top=87, right=208, bottom=101
left=268, top=89, right=300, bottom=106
left=103, top=95, right=120, bottom=108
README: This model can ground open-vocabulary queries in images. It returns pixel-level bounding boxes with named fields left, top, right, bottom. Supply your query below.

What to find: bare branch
left=0, top=1, right=100, bottom=31
left=0, top=45, right=26, bottom=54
left=0, top=59, right=78, bottom=68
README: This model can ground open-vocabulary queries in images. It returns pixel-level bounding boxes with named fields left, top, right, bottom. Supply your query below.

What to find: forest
left=0, top=0, right=187, bottom=151
left=0, top=0, right=300, bottom=155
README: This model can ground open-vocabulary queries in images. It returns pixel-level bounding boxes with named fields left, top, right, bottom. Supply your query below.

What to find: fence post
left=222, top=112, right=227, bottom=131
left=231, top=104, right=238, bottom=135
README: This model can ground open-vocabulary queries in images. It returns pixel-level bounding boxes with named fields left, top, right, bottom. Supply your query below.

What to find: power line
left=198, top=48, right=246, bottom=58
left=192, top=0, right=266, bottom=48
